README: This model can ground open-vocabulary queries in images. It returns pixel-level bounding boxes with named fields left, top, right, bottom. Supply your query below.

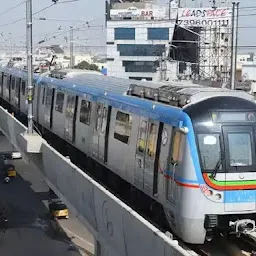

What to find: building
left=106, top=0, right=233, bottom=83
left=242, top=62, right=256, bottom=81
left=106, top=0, right=179, bottom=81
left=237, top=53, right=255, bottom=64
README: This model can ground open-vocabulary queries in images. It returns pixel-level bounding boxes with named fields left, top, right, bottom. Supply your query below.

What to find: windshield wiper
left=210, top=151, right=224, bottom=179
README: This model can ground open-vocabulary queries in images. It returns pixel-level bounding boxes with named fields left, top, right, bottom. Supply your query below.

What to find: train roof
left=2, top=67, right=254, bottom=109
left=55, top=71, right=254, bottom=108
left=49, top=68, right=103, bottom=79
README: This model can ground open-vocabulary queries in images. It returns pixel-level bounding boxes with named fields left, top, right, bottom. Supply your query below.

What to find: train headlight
left=205, top=190, right=213, bottom=196
left=214, top=193, right=222, bottom=200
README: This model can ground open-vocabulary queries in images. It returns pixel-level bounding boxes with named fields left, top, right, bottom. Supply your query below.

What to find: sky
left=0, top=0, right=255, bottom=55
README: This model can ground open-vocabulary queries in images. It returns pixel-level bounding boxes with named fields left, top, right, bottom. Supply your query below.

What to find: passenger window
left=171, top=130, right=183, bottom=164
left=11, top=77, right=15, bottom=90
left=21, top=81, right=26, bottom=95
left=80, top=99, right=92, bottom=125
left=114, top=111, right=132, bottom=144
left=66, top=95, right=75, bottom=118
left=55, top=92, right=64, bottom=113
left=101, top=107, right=107, bottom=133
left=146, top=124, right=157, bottom=158
left=45, top=88, right=53, bottom=107
left=42, top=87, right=45, bottom=104
left=8, top=76, right=11, bottom=87
left=0, top=73, right=2, bottom=86
left=96, top=104, right=102, bottom=131
left=137, top=120, right=147, bottom=153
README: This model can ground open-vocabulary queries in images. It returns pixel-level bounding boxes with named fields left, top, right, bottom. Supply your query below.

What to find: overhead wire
left=0, top=0, right=80, bottom=29
left=0, top=0, right=26, bottom=17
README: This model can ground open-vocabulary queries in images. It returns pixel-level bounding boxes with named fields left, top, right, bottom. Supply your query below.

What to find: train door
left=222, top=125, right=256, bottom=212
left=44, top=87, right=55, bottom=129
left=15, top=78, right=21, bottom=109
left=135, top=118, right=161, bottom=195
left=166, top=129, right=184, bottom=204
left=92, top=102, right=111, bottom=163
left=64, top=94, right=78, bottom=143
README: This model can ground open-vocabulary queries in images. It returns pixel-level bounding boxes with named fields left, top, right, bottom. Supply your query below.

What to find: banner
left=178, top=8, right=232, bottom=27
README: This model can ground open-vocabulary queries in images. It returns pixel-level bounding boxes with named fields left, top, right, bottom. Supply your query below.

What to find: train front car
left=182, top=95, right=256, bottom=244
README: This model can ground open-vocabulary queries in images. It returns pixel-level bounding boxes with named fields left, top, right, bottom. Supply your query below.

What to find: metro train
left=1, top=67, right=256, bottom=244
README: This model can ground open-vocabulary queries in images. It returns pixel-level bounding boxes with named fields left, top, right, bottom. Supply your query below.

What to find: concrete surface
left=0, top=135, right=94, bottom=256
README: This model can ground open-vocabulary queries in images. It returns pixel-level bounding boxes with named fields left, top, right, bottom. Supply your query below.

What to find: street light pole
left=70, top=26, right=74, bottom=68
left=26, top=0, right=34, bottom=134
left=230, top=2, right=236, bottom=90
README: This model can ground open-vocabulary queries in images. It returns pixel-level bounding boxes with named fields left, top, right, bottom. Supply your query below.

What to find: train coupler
left=229, top=219, right=256, bottom=235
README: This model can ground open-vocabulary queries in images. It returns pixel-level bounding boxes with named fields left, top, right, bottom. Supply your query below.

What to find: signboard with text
left=110, top=6, right=176, bottom=20
left=178, top=8, right=232, bottom=27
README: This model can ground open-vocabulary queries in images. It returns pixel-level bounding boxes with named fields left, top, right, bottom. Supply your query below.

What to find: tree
left=74, top=61, right=99, bottom=71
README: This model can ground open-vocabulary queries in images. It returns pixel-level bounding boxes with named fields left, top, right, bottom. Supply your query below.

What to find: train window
left=55, top=92, right=64, bottom=113
left=11, top=77, right=15, bottom=90
left=101, top=107, right=107, bottom=133
left=114, top=111, right=132, bottom=144
left=45, top=88, right=53, bottom=107
left=21, top=81, right=26, bottom=95
left=80, top=100, right=92, bottom=125
left=146, top=123, right=157, bottom=158
left=171, top=130, right=184, bottom=164
left=197, top=134, right=221, bottom=170
left=42, top=87, right=45, bottom=104
left=137, top=120, right=147, bottom=153
left=227, top=133, right=252, bottom=167
left=96, top=104, right=103, bottom=131
left=66, top=95, right=75, bottom=118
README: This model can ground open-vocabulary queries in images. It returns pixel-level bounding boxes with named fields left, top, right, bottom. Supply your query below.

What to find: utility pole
left=70, top=26, right=74, bottom=68
left=230, top=2, right=236, bottom=90
left=234, top=2, right=239, bottom=83
left=26, top=0, right=33, bottom=134
left=169, top=0, right=171, bottom=19
left=212, top=0, right=216, bottom=8
left=9, top=33, right=13, bottom=59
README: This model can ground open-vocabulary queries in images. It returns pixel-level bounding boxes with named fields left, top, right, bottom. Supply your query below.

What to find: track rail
left=177, top=235, right=256, bottom=256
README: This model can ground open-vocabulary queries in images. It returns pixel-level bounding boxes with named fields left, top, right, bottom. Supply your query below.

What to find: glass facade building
left=107, top=15, right=175, bottom=81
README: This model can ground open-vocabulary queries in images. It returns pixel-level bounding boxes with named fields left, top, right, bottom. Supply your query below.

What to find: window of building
left=129, top=77, right=153, bottom=81
left=117, top=44, right=165, bottom=56
left=114, top=111, right=132, bottom=144
left=115, top=28, right=135, bottom=40
left=148, top=28, right=169, bottom=40
left=55, top=92, right=65, bottom=113
left=21, top=80, right=26, bottom=95
left=123, top=61, right=159, bottom=73
left=80, top=99, right=92, bottom=125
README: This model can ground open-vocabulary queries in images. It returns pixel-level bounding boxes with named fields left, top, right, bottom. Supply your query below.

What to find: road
left=0, top=135, right=94, bottom=255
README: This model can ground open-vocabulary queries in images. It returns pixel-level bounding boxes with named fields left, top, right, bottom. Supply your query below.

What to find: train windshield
left=197, top=130, right=255, bottom=172
left=227, top=133, right=252, bottom=167
left=197, top=134, right=222, bottom=171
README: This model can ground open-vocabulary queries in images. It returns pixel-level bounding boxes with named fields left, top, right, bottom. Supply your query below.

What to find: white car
left=11, top=152, right=22, bottom=159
